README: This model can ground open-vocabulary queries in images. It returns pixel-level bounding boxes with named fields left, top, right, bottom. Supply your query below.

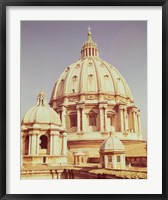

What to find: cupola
left=22, top=90, right=61, bottom=126
left=81, top=28, right=99, bottom=58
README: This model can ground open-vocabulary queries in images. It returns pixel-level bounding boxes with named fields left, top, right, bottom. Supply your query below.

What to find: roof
left=90, top=142, right=147, bottom=158
left=125, top=142, right=147, bottom=157
left=100, top=136, right=125, bottom=152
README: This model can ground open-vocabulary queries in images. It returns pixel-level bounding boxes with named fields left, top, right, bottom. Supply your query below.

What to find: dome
left=22, top=90, right=61, bottom=125
left=100, top=135, right=125, bottom=152
left=50, top=30, right=133, bottom=105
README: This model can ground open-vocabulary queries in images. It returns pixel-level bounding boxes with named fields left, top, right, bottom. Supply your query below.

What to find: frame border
left=0, top=0, right=167, bottom=199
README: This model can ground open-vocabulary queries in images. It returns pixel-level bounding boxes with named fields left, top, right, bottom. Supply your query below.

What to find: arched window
left=88, top=74, right=94, bottom=91
left=70, top=115, right=77, bottom=127
left=117, top=156, right=121, bottom=162
left=104, top=74, right=111, bottom=91
left=107, top=116, right=113, bottom=126
left=40, top=135, right=48, bottom=149
left=89, top=116, right=96, bottom=126
left=88, top=110, right=97, bottom=126
left=72, top=75, right=78, bottom=93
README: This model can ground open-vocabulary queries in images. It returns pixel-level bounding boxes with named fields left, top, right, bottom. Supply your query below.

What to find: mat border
left=0, top=0, right=167, bottom=199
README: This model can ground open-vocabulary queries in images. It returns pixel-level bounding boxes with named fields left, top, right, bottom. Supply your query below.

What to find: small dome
left=100, top=135, right=125, bottom=152
left=22, top=90, right=61, bottom=125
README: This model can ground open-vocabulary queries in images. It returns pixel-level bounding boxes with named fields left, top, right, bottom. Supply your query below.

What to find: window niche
left=89, top=115, right=96, bottom=126
left=70, top=114, right=77, bottom=127
left=108, top=155, right=112, bottom=162
left=72, top=75, right=78, bottom=93
left=88, top=74, right=94, bottom=91
left=88, top=110, right=97, bottom=127
left=117, top=155, right=121, bottom=162
left=25, top=135, right=29, bottom=155
left=40, top=135, right=48, bottom=149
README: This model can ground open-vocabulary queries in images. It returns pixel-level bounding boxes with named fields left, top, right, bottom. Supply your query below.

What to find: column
left=87, top=48, right=89, bottom=57
left=104, top=155, right=108, bottom=168
left=119, top=105, right=124, bottom=132
left=53, top=132, right=60, bottom=155
left=137, top=111, right=141, bottom=133
left=132, top=108, right=137, bottom=133
left=50, top=135, right=53, bottom=155
left=99, top=106, right=104, bottom=132
left=21, top=135, right=25, bottom=155
left=81, top=105, right=85, bottom=132
left=120, top=154, right=125, bottom=169
left=47, top=136, right=50, bottom=154
left=104, top=106, right=108, bottom=132
left=28, top=134, right=32, bottom=155
left=79, top=156, right=81, bottom=165
left=123, top=107, right=128, bottom=132
left=36, top=135, right=39, bottom=155
left=84, top=156, right=87, bottom=163
left=123, top=155, right=126, bottom=168
left=77, top=107, right=81, bottom=132
left=31, top=134, right=37, bottom=155
left=21, top=135, right=24, bottom=166
left=112, top=155, right=117, bottom=169
left=75, top=157, right=78, bottom=165
left=74, top=156, right=77, bottom=165
left=62, top=132, right=67, bottom=155
left=100, top=155, right=102, bottom=168
left=61, top=106, right=66, bottom=130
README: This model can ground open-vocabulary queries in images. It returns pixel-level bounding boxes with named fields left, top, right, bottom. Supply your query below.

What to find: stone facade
left=49, top=31, right=143, bottom=159
left=21, top=31, right=146, bottom=169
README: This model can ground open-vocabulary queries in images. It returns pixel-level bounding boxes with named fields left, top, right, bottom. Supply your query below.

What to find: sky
left=21, top=21, right=147, bottom=139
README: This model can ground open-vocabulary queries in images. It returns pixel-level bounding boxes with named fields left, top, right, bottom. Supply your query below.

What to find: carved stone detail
left=68, top=97, right=79, bottom=102
left=104, top=95, right=115, bottom=100
left=86, top=95, right=98, bottom=100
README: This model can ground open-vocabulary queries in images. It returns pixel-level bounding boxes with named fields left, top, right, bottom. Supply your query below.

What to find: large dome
left=50, top=31, right=133, bottom=106
left=22, top=90, right=61, bottom=126
left=49, top=30, right=143, bottom=151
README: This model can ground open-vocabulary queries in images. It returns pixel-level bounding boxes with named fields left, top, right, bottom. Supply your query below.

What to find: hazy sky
left=21, top=21, right=147, bottom=139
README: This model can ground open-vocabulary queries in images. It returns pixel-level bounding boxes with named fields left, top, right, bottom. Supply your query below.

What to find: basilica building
left=21, top=30, right=147, bottom=168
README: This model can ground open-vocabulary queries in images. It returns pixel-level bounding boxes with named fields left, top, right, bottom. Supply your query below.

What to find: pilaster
left=62, top=132, right=67, bottom=155
left=123, top=107, right=128, bottom=132
left=99, top=102, right=108, bottom=133
left=28, top=134, right=32, bottom=155
left=76, top=102, right=85, bottom=133
left=137, top=110, right=141, bottom=134
left=99, top=106, right=104, bottom=132
left=77, top=107, right=81, bottom=132
left=132, top=107, right=138, bottom=133
left=52, top=131, right=60, bottom=155
left=104, top=105, right=108, bottom=132
left=61, top=106, right=66, bottom=130
left=118, top=105, right=124, bottom=132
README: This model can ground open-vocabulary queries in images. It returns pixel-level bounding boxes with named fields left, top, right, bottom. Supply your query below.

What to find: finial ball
left=88, top=27, right=91, bottom=33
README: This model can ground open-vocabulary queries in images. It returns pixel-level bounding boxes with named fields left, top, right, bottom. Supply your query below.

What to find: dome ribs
left=22, top=90, right=61, bottom=126
left=79, top=58, right=87, bottom=93
left=91, top=57, right=102, bottom=93
left=101, top=61, right=117, bottom=94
